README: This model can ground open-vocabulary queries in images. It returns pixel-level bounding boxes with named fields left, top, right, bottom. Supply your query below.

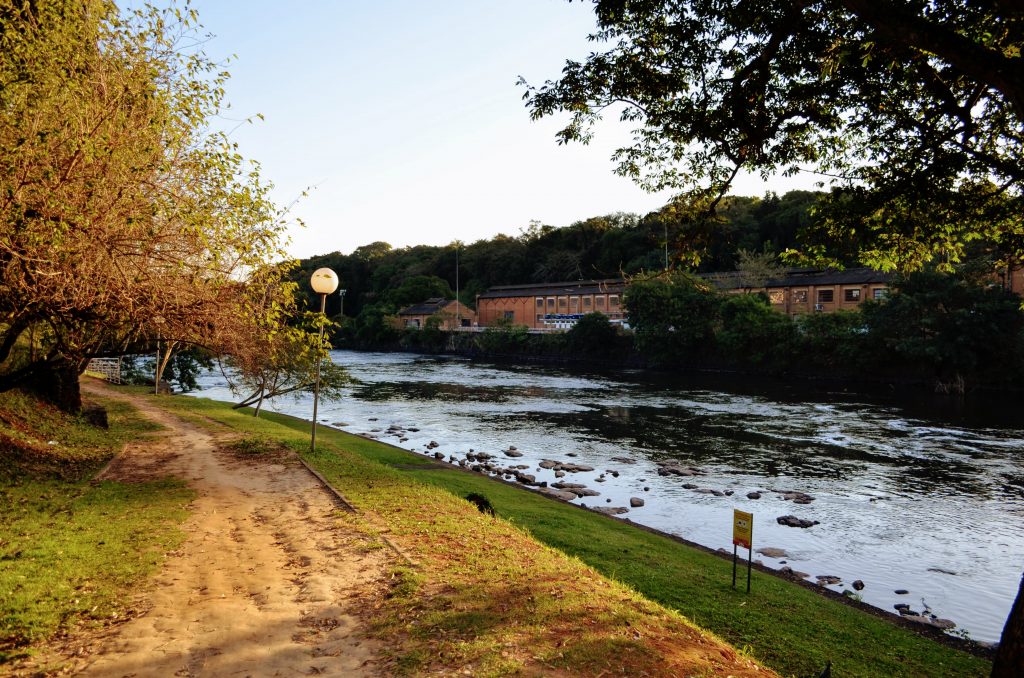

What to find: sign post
left=732, top=509, right=753, bottom=593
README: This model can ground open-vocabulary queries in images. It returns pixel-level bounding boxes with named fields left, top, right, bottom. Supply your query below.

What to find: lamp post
left=310, top=267, right=339, bottom=453
left=339, top=288, right=347, bottom=317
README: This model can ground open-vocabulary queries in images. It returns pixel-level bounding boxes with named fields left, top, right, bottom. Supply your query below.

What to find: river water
left=191, top=349, right=1024, bottom=643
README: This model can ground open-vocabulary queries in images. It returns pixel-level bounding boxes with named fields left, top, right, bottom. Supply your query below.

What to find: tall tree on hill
left=0, top=1, right=290, bottom=411
left=521, top=1, right=1023, bottom=271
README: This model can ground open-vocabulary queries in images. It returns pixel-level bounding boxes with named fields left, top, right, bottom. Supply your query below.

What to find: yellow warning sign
left=733, top=510, right=753, bottom=549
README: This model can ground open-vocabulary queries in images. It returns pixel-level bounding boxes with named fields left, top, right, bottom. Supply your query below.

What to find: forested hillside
left=292, top=190, right=822, bottom=321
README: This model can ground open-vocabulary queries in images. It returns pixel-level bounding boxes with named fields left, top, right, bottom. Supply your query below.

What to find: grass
left=154, top=393, right=991, bottom=677
left=0, top=387, right=193, bottom=665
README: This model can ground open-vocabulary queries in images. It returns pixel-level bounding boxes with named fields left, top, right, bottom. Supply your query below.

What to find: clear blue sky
left=188, top=1, right=818, bottom=259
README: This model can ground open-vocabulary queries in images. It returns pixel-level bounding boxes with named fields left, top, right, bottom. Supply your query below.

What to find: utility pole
left=664, top=222, right=669, bottom=270
left=455, top=242, right=460, bottom=328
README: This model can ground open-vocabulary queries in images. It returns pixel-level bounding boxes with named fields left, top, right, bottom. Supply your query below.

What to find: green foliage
left=564, top=313, right=621, bottom=358
left=522, top=1, right=1024, bottom=272
left=861, top=272, right=1024, bottom=387
left=0, top=1, right=291, bottom=410
left=292, top=191, right=826, bottom=325
left=624, top=272, right=721, bottom=366
left=224, top=315, right=350, bottom=416
left=716, top=294, right=796, bottom=370
left=386, top=275, right=453, bottom=308
left=474, top=318, right=530, bottom=354
left=795, top=310, right=867, bottom=369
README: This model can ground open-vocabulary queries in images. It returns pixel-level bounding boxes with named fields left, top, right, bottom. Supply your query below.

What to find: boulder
left=906, top=615, right=956, bottom=630
left=780, top=566, right=810, bottom=579
left=610, top=456, right=637, bottom=464
left=755, top=547, right=788, bottom=558
left=504, top=450, right=524, bottom=458
left=746, top=491, right=762, bottom=500
left=852, top=580, right=865, bottom=591
left=682, top=483, right=699, bottom=490
left=779, top=490, right=815, bottom=504
left=816, top=575, right=842, bottom=586
left=541, top=488, right=577, bottom=501
left=777, top=515, right=819, bottom=528
left=657, top=463, right=702, bottom=477
left=593, top=506, right=629, bottom=516
left=629, top=497, right=645, bottom=507
left=894, top=589, right=909, bottom=595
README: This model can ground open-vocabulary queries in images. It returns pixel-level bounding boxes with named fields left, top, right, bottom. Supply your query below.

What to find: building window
left=609, top=295, right=619, bottom=307
left=583, top=296, right=592, bottom=308
left=503, top=311, right=514, bottom=320
left=793, top=290, right=808, bottom=303
left=569, top=296, right=579, bottom=310
left=547, top=297, right=555, bottom=309
left=595, top=296, right=605, bottom=308
left=873, top=288, right=888, bottom=300
left=817, top=290, right=834, bottom=303
left=461, top=318, right=471, bottom=327
left=768, top=290, right=784, bottom=304
left=536, top=314, right=544, bottom=323
left=844, top=288, right=861, bottom=302
left=536, top=297, right=544, bottom=308
left=558, top=297, right=567, bottom=309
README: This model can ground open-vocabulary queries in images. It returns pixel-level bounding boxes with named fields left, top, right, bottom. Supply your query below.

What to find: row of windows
left=535, top=295, right=619, bottom=310
left=768, top=287, right=887, bottom=304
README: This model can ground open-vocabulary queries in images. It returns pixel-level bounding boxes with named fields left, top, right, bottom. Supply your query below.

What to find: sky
left=188, top=1, right=820, bottom=259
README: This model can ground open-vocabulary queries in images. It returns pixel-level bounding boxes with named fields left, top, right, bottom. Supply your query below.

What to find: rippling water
left=192, top=350, right=1024, bottom=642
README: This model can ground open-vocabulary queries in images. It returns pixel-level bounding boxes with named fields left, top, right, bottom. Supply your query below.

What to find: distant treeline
left=291, top=190, right=823, bottom=327
left=381, top=271, right=1024, bottom=392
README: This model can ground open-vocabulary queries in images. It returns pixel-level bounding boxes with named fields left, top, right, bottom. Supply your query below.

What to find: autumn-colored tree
left=0, top=1, right=288, bottom=410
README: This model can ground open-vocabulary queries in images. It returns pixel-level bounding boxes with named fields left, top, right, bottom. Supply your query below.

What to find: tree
left=521, top=1, right=1023, bottom=270
left=224, top=320, right=349, bottom=417
left=0, top=1, right=288, bottom=411
left=860, top=271, right=1024, bottom=390
left=735, top=247, right=785, bottom=289
left=565, top=312, right=621, bottom=357
left=716, top=293, right=795, bottom=369
left=623, top=271, right=720, bottom=365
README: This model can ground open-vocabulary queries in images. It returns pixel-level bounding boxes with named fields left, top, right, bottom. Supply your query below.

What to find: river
left=191, top=349, right=1024, bottom=643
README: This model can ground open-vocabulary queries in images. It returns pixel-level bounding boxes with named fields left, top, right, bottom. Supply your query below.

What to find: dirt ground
left=62, top=380, right=391, bottom=677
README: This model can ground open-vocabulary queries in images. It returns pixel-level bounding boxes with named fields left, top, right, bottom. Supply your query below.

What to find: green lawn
left=0, top=388, right=193, bottom=665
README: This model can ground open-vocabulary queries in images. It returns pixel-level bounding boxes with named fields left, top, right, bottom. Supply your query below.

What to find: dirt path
left=74, top=381, right=389, bottom=677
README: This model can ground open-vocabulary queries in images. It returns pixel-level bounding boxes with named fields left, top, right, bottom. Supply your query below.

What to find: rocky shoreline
left=345, top=419, right=988, bottom=646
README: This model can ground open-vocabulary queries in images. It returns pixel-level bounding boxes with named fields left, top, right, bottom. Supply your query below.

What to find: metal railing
left=86, top=358, right=122, bottom=384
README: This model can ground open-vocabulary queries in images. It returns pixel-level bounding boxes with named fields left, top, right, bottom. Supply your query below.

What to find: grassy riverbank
left=156, top=393, right=991, bottom=677
left=0, top=389, right=193, bottom=666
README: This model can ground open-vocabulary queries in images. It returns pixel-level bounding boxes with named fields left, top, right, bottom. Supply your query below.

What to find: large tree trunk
left=992, top=573, right=1024, bottom=677
left=31, top=357, right=84, bottom=414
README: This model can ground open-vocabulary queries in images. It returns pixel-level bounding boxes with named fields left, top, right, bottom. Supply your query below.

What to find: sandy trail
left=76, top=381, right=389, bottom=677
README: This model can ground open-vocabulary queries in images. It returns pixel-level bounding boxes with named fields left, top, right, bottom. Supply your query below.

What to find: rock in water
left=852, top=580, right=865, bottom=591
left=629, top=497, right=645, bottom=507
left=777, top=515, right=820, bottom=528
left=756, top=547, right=788, bottom=558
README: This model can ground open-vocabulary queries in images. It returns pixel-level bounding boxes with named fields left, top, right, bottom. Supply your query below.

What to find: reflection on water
left=192, top=350, right=1024, bottom=642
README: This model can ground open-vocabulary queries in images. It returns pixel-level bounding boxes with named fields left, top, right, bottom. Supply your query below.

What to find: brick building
left=476, top=279, right=627, bottom=329
left=396, top=298, right=476, bottom=330
left=704, top=267, right=893, bottom=315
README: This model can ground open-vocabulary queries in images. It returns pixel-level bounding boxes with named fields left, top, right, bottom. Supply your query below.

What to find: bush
left=565, top=313, right=620, bottom=357
left=716, top=294, right=796, bottom=369
left=624, top=272, right=721, bottom=366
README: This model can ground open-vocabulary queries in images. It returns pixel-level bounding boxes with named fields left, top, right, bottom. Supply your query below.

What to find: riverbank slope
left=159, top=389, right=991, bottom=677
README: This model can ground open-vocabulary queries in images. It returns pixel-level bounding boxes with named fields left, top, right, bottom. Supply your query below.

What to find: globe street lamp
left=310, top=267, right=339, bottom=453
